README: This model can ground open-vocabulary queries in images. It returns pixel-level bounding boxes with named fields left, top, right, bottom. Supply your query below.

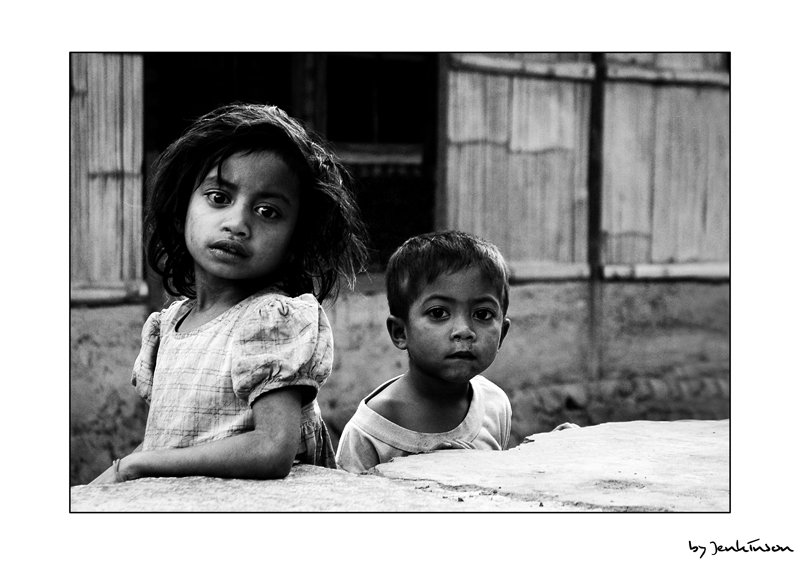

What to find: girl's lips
left=209, top=239, right=249, bottom=257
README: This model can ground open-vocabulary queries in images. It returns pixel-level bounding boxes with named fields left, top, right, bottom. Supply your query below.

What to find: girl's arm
left=115, top=387, right=302, bottom=481
left=89, top=442, right=143, bottom=484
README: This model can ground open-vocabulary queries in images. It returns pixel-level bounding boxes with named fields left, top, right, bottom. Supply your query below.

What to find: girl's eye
left=205, top=191, right=230, bottom=206
left=474, top=309, right=496, bottom=321
left=427, top=307, right=447, bottom=320
left=255, top=205, right=282, bottom=219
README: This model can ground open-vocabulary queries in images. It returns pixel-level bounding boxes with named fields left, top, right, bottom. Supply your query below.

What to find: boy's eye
left=426, top=307, right=448, bottom=320
left=205, top=191, right=230, bottom=205
left=474, top=309, right=496, bottom=321
left=255, top=205, right=281, bottom=219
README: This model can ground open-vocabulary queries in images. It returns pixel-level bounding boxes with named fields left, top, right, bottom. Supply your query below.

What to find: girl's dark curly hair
left=144, top=103, right=370, bottom=304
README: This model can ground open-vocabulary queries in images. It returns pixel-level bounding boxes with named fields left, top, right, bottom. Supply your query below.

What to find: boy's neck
left=401, top=368, right=472, bottom=403
left=372, top=369, right=472, bottom=433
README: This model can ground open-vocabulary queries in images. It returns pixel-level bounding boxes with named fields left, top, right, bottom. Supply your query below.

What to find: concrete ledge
left=70, top=419, right=729, bottom=512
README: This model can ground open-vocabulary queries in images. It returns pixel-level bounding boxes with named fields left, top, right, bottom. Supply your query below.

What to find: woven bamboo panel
left=602, top=82, right=657, bottom=264
left=506, top=146, right=586, bottom=263
left=443, top=53, right=727, bottom=278
left=444, top=68, right=590, bottom=268
left=70, top=53, right=144, bottom=300
left=510, top=77, right=582, bottom=153
left=603, top=80, right=729, bottom=265
left=651, top=85, right=729, bottom=263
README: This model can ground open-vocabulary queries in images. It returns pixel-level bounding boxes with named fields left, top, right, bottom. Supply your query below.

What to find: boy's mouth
left=209, top=239, right=249, bottom=258
left=448, top=351, right=476, bottom=360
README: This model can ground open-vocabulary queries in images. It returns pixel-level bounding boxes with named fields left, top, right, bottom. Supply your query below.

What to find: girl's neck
left=178, top=280, right=268, bottom=333
left=192, top=274, right=269, bottom=313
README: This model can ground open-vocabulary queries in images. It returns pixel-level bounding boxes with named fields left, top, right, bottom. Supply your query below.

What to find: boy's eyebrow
left=422, top=293, right=501, bottom=305
left=421, top=294, right=455, bottom=303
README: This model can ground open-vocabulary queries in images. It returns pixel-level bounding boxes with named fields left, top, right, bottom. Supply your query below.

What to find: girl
left=91, top=104, right=369, bottom=483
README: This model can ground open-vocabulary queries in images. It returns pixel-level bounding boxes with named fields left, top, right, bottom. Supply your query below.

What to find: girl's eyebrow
left=203, top=174, right=294, bottom=206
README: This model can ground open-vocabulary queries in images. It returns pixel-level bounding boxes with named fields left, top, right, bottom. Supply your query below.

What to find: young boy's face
left=388, top=266, right=510, bottom=386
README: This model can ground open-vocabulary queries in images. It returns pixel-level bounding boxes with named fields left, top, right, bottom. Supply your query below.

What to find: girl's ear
left=386, top=315, right=408, bottom=350
left=498, top=317, right=511, bottom=349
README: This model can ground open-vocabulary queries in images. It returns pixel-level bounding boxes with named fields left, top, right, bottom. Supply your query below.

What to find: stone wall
left=69, top=280, right=729, bottom=486
left=70, top=304, right=150, bottom=486
left=70, top=420, right=731, bottom=512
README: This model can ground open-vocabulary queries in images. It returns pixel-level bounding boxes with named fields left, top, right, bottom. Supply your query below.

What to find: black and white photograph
left=69, top=51, right=733, bottom=511
left=9, top=3, right=796, bottom=562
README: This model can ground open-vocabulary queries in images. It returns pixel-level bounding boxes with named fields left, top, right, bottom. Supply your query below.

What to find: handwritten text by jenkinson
left=689, top=539, right=794, bottom=558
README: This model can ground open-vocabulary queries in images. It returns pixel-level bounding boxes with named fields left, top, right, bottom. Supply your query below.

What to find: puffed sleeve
left=131, top=310, right=162, bottom=404
left=231, top=294, right=333, bottom=407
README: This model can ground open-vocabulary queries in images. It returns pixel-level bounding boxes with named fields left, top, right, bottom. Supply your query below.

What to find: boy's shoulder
left=471, top=374, right=505, bottom=394
left=364, top=377, right=405, bottom=422
left=471, top=375, right=512, bottom=409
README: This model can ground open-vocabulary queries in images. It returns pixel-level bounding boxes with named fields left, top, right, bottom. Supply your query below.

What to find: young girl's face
left=184, top=150, right=300, bottom=290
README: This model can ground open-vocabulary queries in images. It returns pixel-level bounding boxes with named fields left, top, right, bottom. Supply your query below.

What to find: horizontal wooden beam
left=450, top=53, right=596, bottom=81
left=70, top=282, right=148, bottom=305
left=606, top=64, right=730, bottom=87
left=604, top=262, right=730, bottom=280
left=334, top=143, right=424, bottom=165
left=449, top=54, right=729, bottom=86
left=349, top=262, right=731, bottom=288
left=510, top=261, right=591, bottom=281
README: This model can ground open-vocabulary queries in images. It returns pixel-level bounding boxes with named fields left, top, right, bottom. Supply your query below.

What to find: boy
left=336, top=231, right=513, bottom=473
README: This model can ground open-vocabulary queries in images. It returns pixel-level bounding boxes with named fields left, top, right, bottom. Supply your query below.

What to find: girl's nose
left=221, top=206, right=250, bottom=237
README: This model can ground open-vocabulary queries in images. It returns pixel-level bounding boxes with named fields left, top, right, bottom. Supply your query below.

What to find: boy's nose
left=451, top=319, right=476, bottom=341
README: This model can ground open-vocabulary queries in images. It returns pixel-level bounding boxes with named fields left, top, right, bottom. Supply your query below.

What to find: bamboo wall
left=443, top=53, right=593, bottom=279
left=441, top=53, right=730, bottom=280
left=70, top=53, right=145, bottom=302
left=602, top=53, right=730, bottom=277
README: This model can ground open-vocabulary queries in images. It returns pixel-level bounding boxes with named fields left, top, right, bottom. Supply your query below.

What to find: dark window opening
left=326, top=53, right=439, bottom=269
left=144, top=53, right=295, bottom=157
left=143, top=52, right=439, bottom=277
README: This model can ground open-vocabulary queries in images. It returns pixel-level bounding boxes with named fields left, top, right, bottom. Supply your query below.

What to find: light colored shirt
left=132, top=288, right=336, bottom=467
left=335, top=375, right=512, bottom=473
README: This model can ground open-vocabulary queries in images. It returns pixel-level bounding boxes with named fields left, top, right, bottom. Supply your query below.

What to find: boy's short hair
left=386, top=230, right=510, bottom=319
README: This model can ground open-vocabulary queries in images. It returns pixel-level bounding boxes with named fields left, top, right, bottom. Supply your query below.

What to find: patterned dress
left=132, top=288, right=336, bottom=468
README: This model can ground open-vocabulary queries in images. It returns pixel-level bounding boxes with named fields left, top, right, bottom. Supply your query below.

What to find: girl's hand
left=88, top=444, right=143, bottom=485
left=551, top=422, right=580, bottom=432
left=428, top=439, right=475, bottom=452
left=88, top=459, right=126, bottom=484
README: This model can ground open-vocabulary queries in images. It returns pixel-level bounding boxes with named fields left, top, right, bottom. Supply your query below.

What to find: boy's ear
left=386, top=315, right=409, bottom=350
left=498, top=317, right=511, bottom=349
